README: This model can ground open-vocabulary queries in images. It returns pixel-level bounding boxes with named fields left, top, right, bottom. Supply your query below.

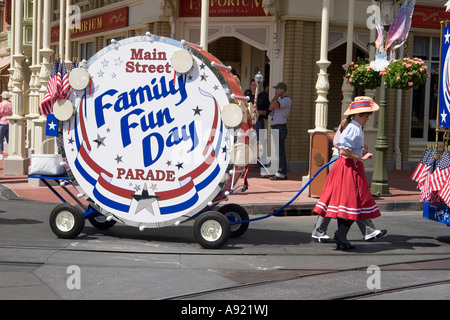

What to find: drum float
left=52, top=35, right=253, bottom=249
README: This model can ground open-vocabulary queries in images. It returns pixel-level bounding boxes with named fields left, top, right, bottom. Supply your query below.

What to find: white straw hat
left=1, top=91, right=10, bottom=100
left=344, top=96, right=379, bottom=115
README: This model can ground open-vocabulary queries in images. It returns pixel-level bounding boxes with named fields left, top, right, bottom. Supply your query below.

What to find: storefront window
left=410, top=36, right=438, bottom=141
left=80, top=42, right=94, bottom=61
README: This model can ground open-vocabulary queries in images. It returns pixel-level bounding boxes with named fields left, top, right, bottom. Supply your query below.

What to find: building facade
left=2, top=0, right=449, bottom=175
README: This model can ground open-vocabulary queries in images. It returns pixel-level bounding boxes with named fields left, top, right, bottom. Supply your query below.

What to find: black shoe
left=270, top=175, right=287, bottom=180
left=334, top=233, right=355, bottom=250
left=365, top=229, right=387, bottom=241
left=311, top=237, right=335, bottom=243
left=376, top=229, right=387, bottom=238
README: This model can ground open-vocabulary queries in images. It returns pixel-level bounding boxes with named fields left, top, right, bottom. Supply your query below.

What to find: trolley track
left=160, top=277, right=450, bottom=301
left=1, top=242, right=450, bottom=257
left=332, top=278, right=450, bottom=300
left=1, top=243, right=450, bottom=300
left=158, top=256, right=450, bottom=300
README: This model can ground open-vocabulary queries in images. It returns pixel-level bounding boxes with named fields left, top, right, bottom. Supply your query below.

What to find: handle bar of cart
left=28, top=174, right=95, bottom=216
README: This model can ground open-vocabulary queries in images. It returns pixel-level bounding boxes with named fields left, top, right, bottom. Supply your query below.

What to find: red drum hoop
left=185, top=43, right=251, bottom=203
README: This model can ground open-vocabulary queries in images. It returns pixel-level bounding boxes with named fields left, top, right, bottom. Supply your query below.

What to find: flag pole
left=200, top=0, right=209, bottom=51
left=65, top=0, right=72, bottom=67
left=59, top=0, right=65, bottom=63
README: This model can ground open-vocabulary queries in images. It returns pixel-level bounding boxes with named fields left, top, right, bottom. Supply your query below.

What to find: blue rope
left=230, top=157, right=338, bottom=225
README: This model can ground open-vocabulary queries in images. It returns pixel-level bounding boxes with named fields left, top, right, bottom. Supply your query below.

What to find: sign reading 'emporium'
left=51, top=7, right=129, bottom=42
left=179, top=0, right=266, bottom=17
left=64, top=36, right=247, bottom=228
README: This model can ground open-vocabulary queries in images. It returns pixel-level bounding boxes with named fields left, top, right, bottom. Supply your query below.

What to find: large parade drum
left=62, top=35, right=252, bottom=234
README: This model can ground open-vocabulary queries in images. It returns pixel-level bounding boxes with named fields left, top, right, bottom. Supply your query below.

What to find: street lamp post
left=371, top=0, right=397, bottom=197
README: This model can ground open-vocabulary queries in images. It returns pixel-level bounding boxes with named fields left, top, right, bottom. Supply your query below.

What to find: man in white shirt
left=268, top=82, right=291, bottom=180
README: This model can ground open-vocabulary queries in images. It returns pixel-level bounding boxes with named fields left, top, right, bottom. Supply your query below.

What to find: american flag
left=60, top=60, right=78, bottom=99
left=417, top=148, right=437, bottom=188
left=430, top=150, right=450, bottom=192
left=438, top=150, right=450, bottom=205
left=411, top=148, right=432, bottom=182
left=420, top=156, right=438, bottom=203
left=39, top=59, right=61, bottom=115
left=440, top=174, right=450, bottom=206
left=60, top=60, right=68, bottom=99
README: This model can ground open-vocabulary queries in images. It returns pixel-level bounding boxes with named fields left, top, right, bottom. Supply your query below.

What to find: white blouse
left=338, top=120, right=365, bottom=156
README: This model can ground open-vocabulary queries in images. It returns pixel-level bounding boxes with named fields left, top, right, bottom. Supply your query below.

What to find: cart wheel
left=49, top=203, right=85, bottom=239
left=193, top=211, right=231, bottom=249
left=218, top=204, right=249, bottom=238
left=88, top=215, right=117, bottom=230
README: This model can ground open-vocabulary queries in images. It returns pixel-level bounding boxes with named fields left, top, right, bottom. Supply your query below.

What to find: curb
left=376, top=200, right=423, bottom=212
left=1, top=183, right=423, bottom=214
left=0, top=184, right=21, bottom=201
left=225, top=200, right=423, bottom=216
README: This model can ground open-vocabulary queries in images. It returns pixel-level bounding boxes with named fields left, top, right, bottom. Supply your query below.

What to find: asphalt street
left=1, top=197, right=450, bottom=305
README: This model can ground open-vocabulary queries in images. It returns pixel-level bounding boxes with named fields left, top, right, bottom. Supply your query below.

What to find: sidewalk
left=0, top=156, right=423, bottom=214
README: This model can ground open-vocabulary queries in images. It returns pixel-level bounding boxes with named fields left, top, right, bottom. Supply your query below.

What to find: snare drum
left=62, top=35, right=251, bottom=228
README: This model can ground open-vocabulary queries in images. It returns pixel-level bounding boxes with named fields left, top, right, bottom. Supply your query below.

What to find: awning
left=0, top=55, right=11, bottom=72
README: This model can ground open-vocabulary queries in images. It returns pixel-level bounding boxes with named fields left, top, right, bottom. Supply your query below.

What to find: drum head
left=62, top=35, right=248, bottom=228
left=221, top=103, right=244, bottom=127
left=69, top=68, right=90, bottom=90
left=171, top=50, right=194, bottom=74
left=230, top=143, right=251, bottom=166
left=53, top=99, right=75, bottom=121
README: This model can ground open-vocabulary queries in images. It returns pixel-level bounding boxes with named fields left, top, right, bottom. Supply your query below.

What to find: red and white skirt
left=312, top=157, right=381, bottom=221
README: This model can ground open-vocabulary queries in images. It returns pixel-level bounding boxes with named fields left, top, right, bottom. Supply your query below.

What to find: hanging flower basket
left=345, top=59, right=382, bottom=90
left=346, top=57, right=430, bottom=91
left=383, top=57, right=430, bottom=90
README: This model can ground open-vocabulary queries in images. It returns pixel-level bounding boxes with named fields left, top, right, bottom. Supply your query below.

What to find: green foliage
left=346, top=57, right=430, bottom=91
left=345, top=59, right=381, bottom=90
left=383, top=57, right=430, bottom=90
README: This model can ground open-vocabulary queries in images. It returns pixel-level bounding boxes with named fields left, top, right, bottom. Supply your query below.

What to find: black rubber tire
left=49, top=203, right=85, bottom=239
left=218, top=203, right=249, bottom=238
left=193, top=211, right=231, bottom=249
left=88, top=215, right=117, bottom=230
